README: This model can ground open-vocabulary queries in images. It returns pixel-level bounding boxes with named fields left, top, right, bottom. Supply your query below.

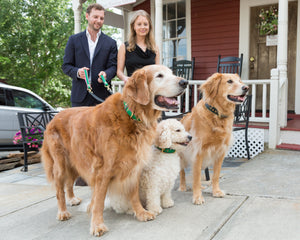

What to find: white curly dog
left=108, top=119, right=192, bottom=216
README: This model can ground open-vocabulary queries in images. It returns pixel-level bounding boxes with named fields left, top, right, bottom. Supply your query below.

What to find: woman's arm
left=117, top=43, right=129, bottom=83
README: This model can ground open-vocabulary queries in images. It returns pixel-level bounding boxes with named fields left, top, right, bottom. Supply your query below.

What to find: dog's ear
left=125, top=69, right=150, bottom=105
left=156, top=124, right=172, bottom=148
left=200, top=73, right=222, bottom=99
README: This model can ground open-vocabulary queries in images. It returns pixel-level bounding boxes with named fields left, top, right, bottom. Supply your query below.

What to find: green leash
left=83, top=69, right=113, bottom=103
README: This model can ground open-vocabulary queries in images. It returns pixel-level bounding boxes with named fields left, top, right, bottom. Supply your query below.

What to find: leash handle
left=100, top=75, right=112, bottom=92
left=84, top=69, right=91, bottom=90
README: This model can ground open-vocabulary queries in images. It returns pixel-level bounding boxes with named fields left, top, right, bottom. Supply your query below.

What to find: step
left=276, top=143, right=300, bottom=151
left=280, top=129, right=300, bottom=145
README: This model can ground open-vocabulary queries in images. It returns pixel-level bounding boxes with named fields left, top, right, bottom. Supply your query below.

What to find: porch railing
left=111, top=79, right=274, bottom=123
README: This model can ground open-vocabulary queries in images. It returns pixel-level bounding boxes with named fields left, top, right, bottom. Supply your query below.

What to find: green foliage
left=257, top=6, right=278, bottom=35
left=0, top=0, right=74, bottom=107
left=0, top=0, right=121, bottom=108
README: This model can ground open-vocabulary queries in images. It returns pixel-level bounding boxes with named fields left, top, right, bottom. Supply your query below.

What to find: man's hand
left=78, top=67, right=90, bottom=80
left=98, top=71, right=107, bottom=83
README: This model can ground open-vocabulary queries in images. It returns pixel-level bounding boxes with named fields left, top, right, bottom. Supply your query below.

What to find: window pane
left=163, top=5, right=166, bottom=20
left=12, top=90, right=44, bottom=109
left=0, top=88, right=5, bottom=105
left=167, top=3, right=176, bottom=20
left=163, top=58, right=173, bottom=68
left=177, top=1, right=186, bottom=19
left=177, top=38, right=187, bottom=60
left=167, top=20, right=176, bottom=38
left=163, top=21, right=167, bottom=38
left=163, top=40, right=174, bottom=59
left=177, top=19, right=186, bottom=38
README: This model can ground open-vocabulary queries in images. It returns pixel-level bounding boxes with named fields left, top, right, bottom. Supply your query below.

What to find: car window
left=11, top=89, right=45, bottom=109
left=0, top=88, right=5, bottom=105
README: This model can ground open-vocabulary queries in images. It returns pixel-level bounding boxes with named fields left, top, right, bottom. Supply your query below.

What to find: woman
left=117, top=10, right=159, bottom=83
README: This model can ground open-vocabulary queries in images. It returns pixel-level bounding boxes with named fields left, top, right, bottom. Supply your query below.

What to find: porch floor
left=248, top=114, right=300, bottom=131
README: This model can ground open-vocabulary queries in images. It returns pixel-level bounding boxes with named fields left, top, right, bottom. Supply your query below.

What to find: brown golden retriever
left=41, top=65, right=188, bottom=236
left=179, top=73, right=248, bottom=204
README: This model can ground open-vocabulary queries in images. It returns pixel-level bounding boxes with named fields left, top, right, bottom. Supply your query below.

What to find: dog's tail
left=41, top=136, right=54, bottom=183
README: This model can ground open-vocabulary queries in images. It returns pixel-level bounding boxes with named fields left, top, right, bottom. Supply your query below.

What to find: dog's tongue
left=157, top=96, right=179, bottom=106
left=231, top=95, right=245, bottom=102
left=238, top=95, right=246, bottom=101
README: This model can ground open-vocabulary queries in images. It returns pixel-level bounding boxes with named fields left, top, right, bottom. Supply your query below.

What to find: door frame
left=239, top=0, right=300, bottom=114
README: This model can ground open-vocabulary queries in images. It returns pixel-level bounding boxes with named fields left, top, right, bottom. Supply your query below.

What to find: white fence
left=111, top=79, right=274, bottom=123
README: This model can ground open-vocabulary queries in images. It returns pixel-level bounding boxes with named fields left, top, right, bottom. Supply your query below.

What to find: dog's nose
left=179, top=79, right=188, bottom=88
left=242, top=85, right=249, bottom=92
left=188, top=135, right=192, bottom=141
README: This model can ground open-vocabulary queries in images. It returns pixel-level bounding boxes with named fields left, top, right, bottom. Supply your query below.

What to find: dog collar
left=205, top=103, right=228, bottom=119
left=156, top=146, right=176, bottom=153
left=123, top=101, right=141, bottom=122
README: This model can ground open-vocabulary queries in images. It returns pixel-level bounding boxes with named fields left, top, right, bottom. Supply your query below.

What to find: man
left=62, top=3, right=117, bottom=107
left=62, top=4, right=117, bottom=186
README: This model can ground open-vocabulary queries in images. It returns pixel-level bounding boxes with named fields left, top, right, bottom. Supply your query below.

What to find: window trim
left=159, top=0, right=191, bottom=67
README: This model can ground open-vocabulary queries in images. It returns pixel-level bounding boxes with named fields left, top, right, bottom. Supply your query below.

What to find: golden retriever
left=41, top=65, right=188, bottom=237
left=179, top=73, right=248, bottom=204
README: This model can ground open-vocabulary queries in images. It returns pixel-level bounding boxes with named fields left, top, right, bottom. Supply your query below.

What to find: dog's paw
left=162, top=199, right=174, bottom=209
left=136, top=210, right=156, bottom=221
left=90, top=223, right=108, bottom=237
left=56, top=211, right=71, bottom=221
left=193, top=195, right=205, bottom=205
left=178, top=185, right=187, bottom=192
left=213, top=190, right=225, bottom=198
left=147, top=205, right=163, bottom=216
left=67, top=197, right=81, bottom=206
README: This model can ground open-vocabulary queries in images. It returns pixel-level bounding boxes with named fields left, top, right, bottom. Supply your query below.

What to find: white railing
left=111, top=79, right=274, bottom=123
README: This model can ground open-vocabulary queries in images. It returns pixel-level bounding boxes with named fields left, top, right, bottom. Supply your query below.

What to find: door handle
left=250, top=57, right=255, bottom=69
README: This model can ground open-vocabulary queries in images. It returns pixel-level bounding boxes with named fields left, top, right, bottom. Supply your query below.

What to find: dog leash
left=84, top=69, right=113, bottom=103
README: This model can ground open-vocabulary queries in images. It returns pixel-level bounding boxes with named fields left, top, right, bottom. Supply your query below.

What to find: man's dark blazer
left=62, top=30, right=117, bottom=104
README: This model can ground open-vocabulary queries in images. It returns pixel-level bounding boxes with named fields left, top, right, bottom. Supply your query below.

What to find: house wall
left=191, top=0, right=240, bottom=80
left=133, top=0, right=240, bottom=80
left=133, top=0, right=151, bottom=13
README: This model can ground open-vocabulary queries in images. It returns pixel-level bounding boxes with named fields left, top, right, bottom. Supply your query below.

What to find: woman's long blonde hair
left=127, top=10, right=157, bottom=53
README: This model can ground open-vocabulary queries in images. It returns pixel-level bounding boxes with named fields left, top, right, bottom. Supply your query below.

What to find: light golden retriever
left=41, top=65, right=188, bottom=237
left=179, top=73, right=248, bottom=204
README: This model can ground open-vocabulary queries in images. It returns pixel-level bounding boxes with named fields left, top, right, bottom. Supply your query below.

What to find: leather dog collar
left=205, top=103, right=228, bottom=119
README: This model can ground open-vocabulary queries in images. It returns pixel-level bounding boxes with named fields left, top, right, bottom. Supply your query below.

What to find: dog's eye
left=157, top=73, right=164, bottom=78
left=176, top=129, right=181, bottom=132
left=227, top=79, right=233, bottom=84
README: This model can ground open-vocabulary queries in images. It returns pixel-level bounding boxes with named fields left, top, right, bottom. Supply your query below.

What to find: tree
left=0, top=0, right=121, bottom=107
left=0, top=0, right=75, bottom=107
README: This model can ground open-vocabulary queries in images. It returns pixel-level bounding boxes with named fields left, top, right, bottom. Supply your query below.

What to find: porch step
left=276, top=143, right=300, bottom=151
left=279, top=130, right=300, bottom=145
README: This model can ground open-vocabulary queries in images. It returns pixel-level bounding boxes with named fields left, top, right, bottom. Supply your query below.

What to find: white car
left=0, top=82, right=56, bottom=150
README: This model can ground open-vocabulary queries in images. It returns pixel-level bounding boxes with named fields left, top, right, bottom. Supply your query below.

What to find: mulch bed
left=0, top=152, right=41, bottom=171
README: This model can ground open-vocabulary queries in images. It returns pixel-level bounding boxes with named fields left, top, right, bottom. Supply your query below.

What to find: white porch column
left=277, top=0, right=288, bottom=127
left=72, top=0, right=85, bottom=34
left=269, top=68, right=280, bottom=149
left=155, top=0, right=163, bottom=64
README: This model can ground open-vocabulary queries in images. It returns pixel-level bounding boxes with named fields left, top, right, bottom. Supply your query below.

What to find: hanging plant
left=257, top=6, right=278, bottom=35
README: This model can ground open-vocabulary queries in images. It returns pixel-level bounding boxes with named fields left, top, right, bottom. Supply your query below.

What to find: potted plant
left=13, top=128, right=43, bottom=151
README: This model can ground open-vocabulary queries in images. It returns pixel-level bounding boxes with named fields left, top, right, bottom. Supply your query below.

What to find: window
left=11, top=90, right=45, bottom=109
left=0, top=88, right=5, bottom=106
left=163, top=0, right=187, bottom=68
